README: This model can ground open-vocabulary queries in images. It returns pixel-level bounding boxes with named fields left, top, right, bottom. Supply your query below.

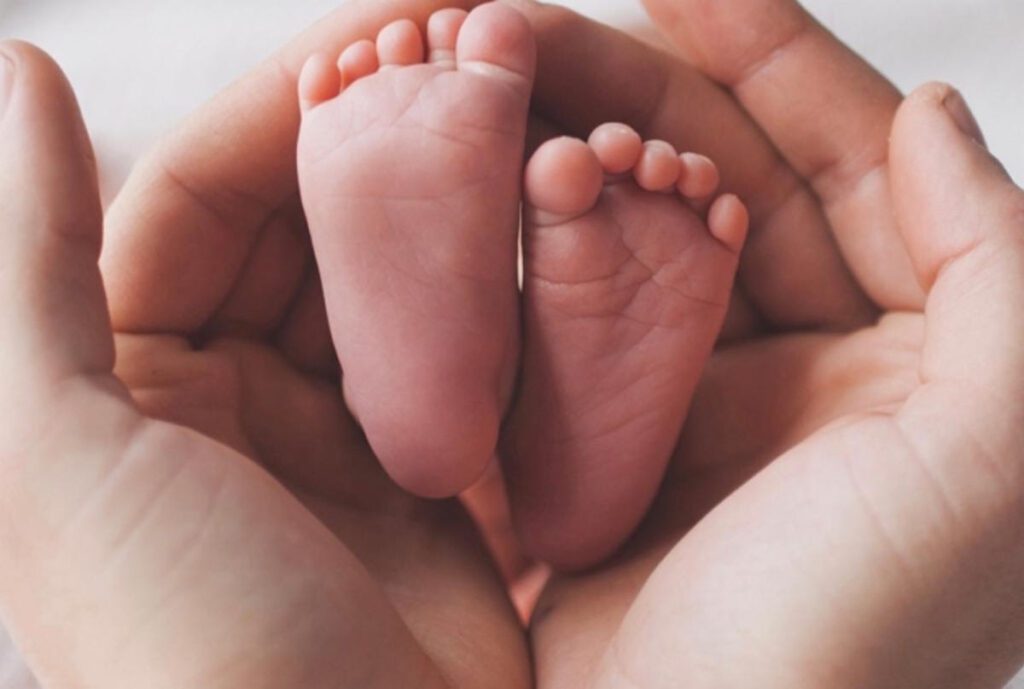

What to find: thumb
left=891, top=82, right=1024, bottom=414
left=0, top=40, right=141, bottom=682
left=889, top=84, right=1024, bottom=684
left=891, top=82, right=1024, bottom=480
left=0, top=42, right=135, bottom=536
left=0, top=40, right=133, bottom=535
left=0, top=41, right=114, bottom=407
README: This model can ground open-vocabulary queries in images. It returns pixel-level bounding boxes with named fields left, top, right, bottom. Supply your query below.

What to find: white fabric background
left=0, top=0, right=1021, bottom=687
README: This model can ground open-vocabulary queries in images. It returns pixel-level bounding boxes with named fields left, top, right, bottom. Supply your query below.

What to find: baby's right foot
left=296, top=4, right=535, bottom=497
left=503, top=125, right=748, bottom=569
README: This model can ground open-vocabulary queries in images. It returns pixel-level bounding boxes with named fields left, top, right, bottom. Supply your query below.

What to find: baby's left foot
left=503, top=124, right=748, bottom=569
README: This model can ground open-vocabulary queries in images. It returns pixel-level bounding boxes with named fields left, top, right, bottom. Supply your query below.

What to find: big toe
left=525, top=137, right=604, bottom=221
left=457, top=2, right=536, bottom=85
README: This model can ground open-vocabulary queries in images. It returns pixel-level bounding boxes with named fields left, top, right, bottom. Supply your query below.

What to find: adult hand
left=0, top=3, right=531, bottom=685
left=3, top=0, right=1021, bottom=686
left=512, top=1, right=1024, bottom=687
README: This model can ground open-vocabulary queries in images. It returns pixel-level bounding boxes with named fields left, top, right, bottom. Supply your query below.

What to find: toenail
left=599, top=123, right=632, bottom=136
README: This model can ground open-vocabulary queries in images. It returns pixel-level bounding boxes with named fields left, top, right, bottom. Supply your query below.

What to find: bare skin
left=2, top=0, right=1024, bottom=687
left=518, top=2, right=1024, bottom=687
left=505, top=125, right=748, bottom=568
left=298, top=3, right=749, bottom=563
left=297, top=3, right=535, bottom=498
left=0, top=38, right=528, bottom=689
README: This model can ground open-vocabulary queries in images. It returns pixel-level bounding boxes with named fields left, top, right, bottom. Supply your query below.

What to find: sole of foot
left=297, top=3, right=535, bottom=498
left=503, top=123, right=749, bottom=569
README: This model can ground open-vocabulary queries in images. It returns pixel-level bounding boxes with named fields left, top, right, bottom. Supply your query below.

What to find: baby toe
left=588, top=123, right=644, bottom=175
left=338, top=40, right=379, bottom=89
left=298, top=52, right=342, bottom=113
left=634, top=140, right=682, bottom=192
left=377, top=18, right=425, bottom=68
left=427, top=8, right=468, bottom=65
left=708, top=193, right=750, bottom=254
left=677, top=152, right=721, bottom=200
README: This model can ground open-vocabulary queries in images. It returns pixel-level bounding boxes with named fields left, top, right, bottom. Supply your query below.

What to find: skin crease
left=297, top=4, right=534, bottom=500
left=0, top=2, right=1021, bottom=689
left=506, top=126, right=748, bottom=569
left=517, top=3, right=1024, bottom=688
left=0, top=12, right=531, bottom=689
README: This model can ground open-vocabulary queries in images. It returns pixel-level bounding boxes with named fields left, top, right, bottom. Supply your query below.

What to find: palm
left=520, top=2, right=1024, bottom=687
left=99, top=211, right=529, bottom=687
left=534, top=247, right=1018, bottom=688
left=69, top=2, right=536, bottom=681
left=7, top=0, right=1020, bottom=685
left=531, top=317, right=923, bottom=678
left=0, top=25, right=516, bottom=686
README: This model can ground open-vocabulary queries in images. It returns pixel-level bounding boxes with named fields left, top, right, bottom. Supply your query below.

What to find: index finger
left=103, top=0, right=479, bottom=335
left=641, top=0, right=923, bottom=311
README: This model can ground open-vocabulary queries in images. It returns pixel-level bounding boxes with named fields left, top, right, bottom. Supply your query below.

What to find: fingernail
left=943, top=89, right=987, bottom=147
left=0, top=52, right=14, bottom=117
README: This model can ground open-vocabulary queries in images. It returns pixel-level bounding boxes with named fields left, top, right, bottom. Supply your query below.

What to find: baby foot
left=296, top=4, right=535, bottom=497
left=503, top=124, right=749, bottom=569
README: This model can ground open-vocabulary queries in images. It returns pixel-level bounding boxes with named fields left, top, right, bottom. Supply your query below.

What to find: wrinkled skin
left=521, top=3, right=1024, bottom=687
left=0, top=4, right=529, bottom=688
left=0, top=0, right=1022, bottom=688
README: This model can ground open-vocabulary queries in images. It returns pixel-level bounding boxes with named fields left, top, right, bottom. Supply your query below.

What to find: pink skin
left=503, top=123, right=748, bottom=570
left=296, top=3, right=535, bottom=498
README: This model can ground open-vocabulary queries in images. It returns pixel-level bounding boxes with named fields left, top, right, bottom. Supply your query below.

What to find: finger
left=0, top=37, right=138, bottom=678
left=275, top=268, right=339, bottom=376
left=0, top=42, right=110, bottom=399
left=205, top=198, right=311, bottom=339
left=891, top=83, right=1024, bottom=460
left=103, top=0, right=481, bottom=336
left=641, top=0, right=924, bottom=310
left=889, top=93, right=1024, bottom=681
left=514, top=0, right=874, bottom=332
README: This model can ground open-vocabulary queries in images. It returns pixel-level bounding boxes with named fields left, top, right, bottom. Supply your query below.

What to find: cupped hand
left=2, top=0, right=1022, bottom=686
left=514, top=1, right=1024, bottom=687
left=0, top=5, right=531, bottom=686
